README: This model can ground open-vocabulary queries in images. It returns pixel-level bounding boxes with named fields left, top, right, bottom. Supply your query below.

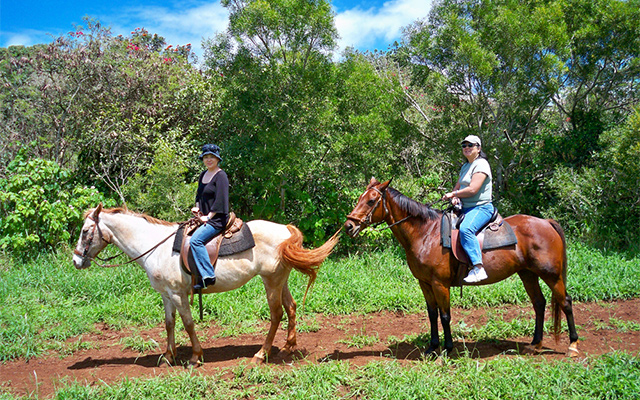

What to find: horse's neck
left=102, top=214, right=175, bottom=260
left=387, top=200, right=440, bottom=251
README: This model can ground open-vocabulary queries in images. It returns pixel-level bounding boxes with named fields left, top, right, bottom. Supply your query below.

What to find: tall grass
left=0, top=240, right=639, bottom=361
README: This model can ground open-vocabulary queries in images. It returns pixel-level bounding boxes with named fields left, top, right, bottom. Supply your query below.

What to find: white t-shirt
left=458, top=158, right=492, bottom=208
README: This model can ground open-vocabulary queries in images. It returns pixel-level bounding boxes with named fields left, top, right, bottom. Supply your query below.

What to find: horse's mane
left=84, top=207, right=175, bottom=227
left=387, top=187, right=440, bottom=221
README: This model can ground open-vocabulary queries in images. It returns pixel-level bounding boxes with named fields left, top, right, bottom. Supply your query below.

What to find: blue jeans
left=459, top=203, right=494, bottom=266
left=191, top=223, right=223, bottom=280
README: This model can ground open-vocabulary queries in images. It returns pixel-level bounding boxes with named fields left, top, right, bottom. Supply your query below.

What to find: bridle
left=346, top=187, right=385, bottom=226
left=73, top=214, right=110, bottom=260
left=74, top=214, right=200, bottom=268
left=346, top=186, right=411, bottom=231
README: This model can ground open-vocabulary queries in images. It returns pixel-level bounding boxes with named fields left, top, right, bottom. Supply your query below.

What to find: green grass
left=1, top=353, right=637, bottom=399
left=338, top=328, right=381, bottom=348
left=0, top=240, right=639, bottom=362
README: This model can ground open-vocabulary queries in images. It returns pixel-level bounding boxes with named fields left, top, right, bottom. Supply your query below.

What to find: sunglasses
left=461, top=143, right=477, bottom=149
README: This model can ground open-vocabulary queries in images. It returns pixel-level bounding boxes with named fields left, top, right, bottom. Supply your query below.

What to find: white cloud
left=334, top=0, right=432, bottom=54
left=0, top=0, right=431, bottom=63
left=105, top=0, right=431, bottom=63
left=3, top=34, right=33, bottom=47
left=1, top=30, right=51, bottom=48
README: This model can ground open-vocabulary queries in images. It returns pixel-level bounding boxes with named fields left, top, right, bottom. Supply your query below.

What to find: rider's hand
left=442, top=192, right=456, bottom=201
left=442, top=192, right=461, bottom=205
left=191, top=207, right=201, bottom=216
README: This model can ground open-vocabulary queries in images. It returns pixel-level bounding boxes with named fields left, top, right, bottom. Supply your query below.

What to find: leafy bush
left=544, top=108, right=640, bottom=251
left=122, top=138, right=197, bottom=222
left=0, top=149, right=114, bottom=257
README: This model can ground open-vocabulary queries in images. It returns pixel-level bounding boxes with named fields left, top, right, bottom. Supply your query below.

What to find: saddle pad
left=219, top=222, right=255, bottom=256
left=441, top=213, right=518, bottom=250
left=482, top=221, right=517, bottom=250
left=172, top=227, right=185, bottom=253
left=172, top=222, right=255, bottom=256
left=440, top=213, right=453, bottom=248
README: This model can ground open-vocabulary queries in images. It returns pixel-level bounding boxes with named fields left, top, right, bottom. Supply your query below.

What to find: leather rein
left=346, top=187, right=411, bottom=231
left=74, top=215, right=200, bottom=268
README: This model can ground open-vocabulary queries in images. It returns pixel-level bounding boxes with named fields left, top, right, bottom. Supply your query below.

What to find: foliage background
left=1, top=0, right=639, bottom=256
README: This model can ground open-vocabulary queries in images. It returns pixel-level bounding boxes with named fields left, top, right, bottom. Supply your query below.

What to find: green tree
left=545, top=107, right=640, bottom=250
left=201, top=0, right=343, bottom=242
left=122, top=138, right=198, bottom=222
left=403, top=0, right=640, bottom=225
left=201, top=1, right=419, bottom=244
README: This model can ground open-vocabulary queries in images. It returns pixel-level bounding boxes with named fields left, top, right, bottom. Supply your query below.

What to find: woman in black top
left=190, top=143, right=229, bottom=289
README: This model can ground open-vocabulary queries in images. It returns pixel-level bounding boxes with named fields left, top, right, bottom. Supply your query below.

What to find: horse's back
left=504, top=214, right=566, bottom=264
left=505, top=214, right=562, bottom=238
left=246, top=220, right=292, bottom=247
left=201, top=221, right=292, bottom=293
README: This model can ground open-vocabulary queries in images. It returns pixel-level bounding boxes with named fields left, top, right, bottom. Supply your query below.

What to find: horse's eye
left=367, top=199, right=376, bottom=206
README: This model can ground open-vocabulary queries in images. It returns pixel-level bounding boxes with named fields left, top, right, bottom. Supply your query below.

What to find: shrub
left=122, top=138, right=197, bottom=222
left=543, top=108, right=640, bottom=251
left=0, top=149, right=114, bottom=258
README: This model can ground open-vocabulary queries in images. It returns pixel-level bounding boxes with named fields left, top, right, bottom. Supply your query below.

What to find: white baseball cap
left=462, top=135, right=481, bottom=146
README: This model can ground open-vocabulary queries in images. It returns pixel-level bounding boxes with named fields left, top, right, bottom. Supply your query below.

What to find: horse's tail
left=278, top=225, right=341, bottom=304
left=548, top=219, right=567, bottom=343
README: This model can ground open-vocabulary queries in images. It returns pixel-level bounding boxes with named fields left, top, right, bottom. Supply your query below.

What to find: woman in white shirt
left=442, top=135, right=494, bottom=283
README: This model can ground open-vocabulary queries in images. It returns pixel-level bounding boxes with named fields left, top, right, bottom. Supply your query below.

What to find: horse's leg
left=431, top=282, right=453, bottom=353
left=517, top=270, right=546, bottom=352
left=418, top=280, right=440, bottom=355
left=253, top=278, right=285, bottom=363
left=171, top=292, right=204, bottom=366
left=562, top=293, right=579, bottom=357
left=280, top=282, right=297, bottom=355
left=543, top=277, right=580, bottom=357
left=160, top=295, right=178, bottom=365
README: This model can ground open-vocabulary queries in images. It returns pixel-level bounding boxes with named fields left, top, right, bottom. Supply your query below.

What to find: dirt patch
left=2, top=299, right=639, bottom=398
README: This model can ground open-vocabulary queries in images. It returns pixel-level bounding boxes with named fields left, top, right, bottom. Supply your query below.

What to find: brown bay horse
left=344, top=178, right=579, bottom=357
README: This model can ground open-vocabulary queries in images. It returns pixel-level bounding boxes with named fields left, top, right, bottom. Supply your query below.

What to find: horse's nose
left=344, top=220, right=355, bottom=236
left=72, top=253, right=88, bottom=269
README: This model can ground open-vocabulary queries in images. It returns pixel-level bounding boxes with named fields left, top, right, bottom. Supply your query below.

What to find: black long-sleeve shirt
left=195, top=170, right=229, bottom=230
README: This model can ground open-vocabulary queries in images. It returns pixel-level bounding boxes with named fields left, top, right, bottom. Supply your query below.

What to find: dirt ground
left=1, top=298, right=639, bottom=398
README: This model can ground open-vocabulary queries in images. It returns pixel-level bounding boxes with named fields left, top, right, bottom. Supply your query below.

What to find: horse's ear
left=93, top=203, right=103, bottom=220
left=367, top=176, right=379, bottom=189
left=379, top=179, right=393, bottom=192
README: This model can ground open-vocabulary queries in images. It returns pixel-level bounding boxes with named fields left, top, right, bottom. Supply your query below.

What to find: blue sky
left=0, top=0, right=432, bottom=64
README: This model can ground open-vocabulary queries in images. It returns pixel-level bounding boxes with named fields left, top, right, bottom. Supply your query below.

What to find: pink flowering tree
left=0, top=17, right=200, bottom=203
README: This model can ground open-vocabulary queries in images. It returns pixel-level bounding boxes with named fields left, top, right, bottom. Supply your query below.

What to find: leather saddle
left=176, top=212, right=254, bottom=294
left=440, top=207, right=517, bottom=286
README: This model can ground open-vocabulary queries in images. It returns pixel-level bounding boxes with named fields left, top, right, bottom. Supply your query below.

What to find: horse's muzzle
left=344, top=220, right=361, bottom=238
left=72, top=253, right=90, bottom=269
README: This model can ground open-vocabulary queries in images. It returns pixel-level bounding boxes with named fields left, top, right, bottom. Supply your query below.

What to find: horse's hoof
left=251, top=354, right=267, bottom=364
left=567, top=342, right=579, bottom=358
left=422, top=347, right=439, bottom=360
left=281, top=345, right=296, bottom=356
left=158, top=354, right=174, bottom=367
left=567, top=349, right=580, bottom=358
left=533, top=342, right=544, bottom=354
left=186, top=353, right=204, bottom=368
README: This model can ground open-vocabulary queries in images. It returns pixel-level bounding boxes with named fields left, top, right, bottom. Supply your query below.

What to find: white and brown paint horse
left=73, top=204, right=339, bottom=365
